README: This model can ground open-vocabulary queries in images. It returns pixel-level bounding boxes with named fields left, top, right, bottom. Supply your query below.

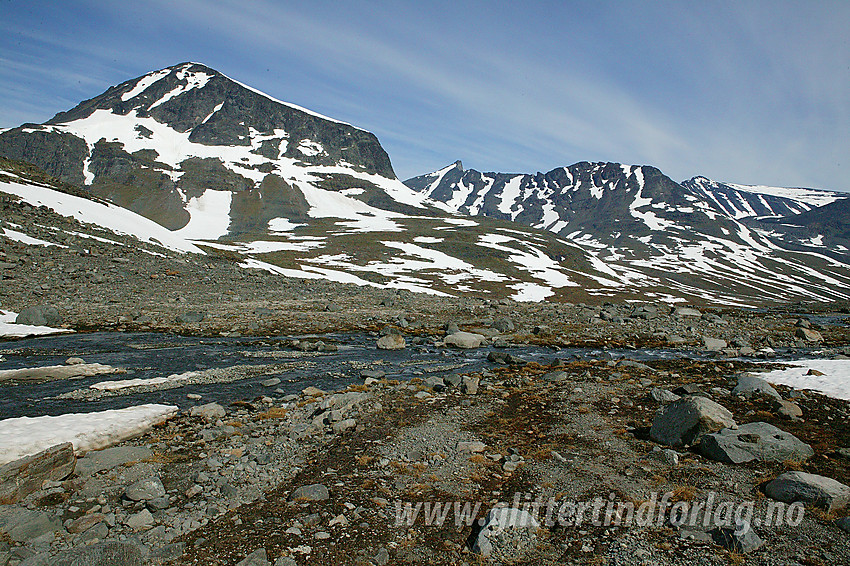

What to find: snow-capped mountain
left=406, top=161, right=850, bottom=305
left=0, top=62, right=429, bottom=237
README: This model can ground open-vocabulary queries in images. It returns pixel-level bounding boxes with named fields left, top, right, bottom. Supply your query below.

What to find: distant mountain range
left=0, top=62, right=848, bottom=305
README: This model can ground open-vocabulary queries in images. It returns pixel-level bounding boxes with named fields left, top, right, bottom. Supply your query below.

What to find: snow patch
left=0, top=404, right=178, bottom=465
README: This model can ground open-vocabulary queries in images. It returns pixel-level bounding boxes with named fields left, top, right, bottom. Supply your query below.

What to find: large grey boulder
left=445, top=331, right=485, bottom=349
left=650, top=396, right=735, bottom=447
left=75, top=446, right=153, bottom=476
left=0, top=443, right=75, bottom=504
left=471, top=507, right=539, bottom=561
left=699, top=422, right=814, bottom=464
left=14, top=305, right=61, bottom=327
left=732, top=375, right=782, bottom=401
left=765, top=471, right=850, bottom=512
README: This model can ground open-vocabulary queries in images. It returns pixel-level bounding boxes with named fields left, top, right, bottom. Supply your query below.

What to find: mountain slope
left=406, top=161, right=850, bottom=305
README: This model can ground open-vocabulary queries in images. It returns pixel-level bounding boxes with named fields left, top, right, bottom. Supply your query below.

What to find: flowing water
left=0, top=331, right=812, bottom=420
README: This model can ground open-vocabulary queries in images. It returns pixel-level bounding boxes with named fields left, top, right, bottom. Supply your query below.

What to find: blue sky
left=1, top=0, right=848, bottom=190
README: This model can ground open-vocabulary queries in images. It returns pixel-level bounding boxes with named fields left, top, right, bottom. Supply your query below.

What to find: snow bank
left=760, top=359, right=850, bottom=401
left=0, top=404, right=178, bottom=465
left=0, top=310, right=73, bottom=338
left=90, top=371, right=199, bottom=391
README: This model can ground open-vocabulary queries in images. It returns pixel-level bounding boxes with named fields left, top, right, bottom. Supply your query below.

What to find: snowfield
left=760, top=360, right=850, bottom=401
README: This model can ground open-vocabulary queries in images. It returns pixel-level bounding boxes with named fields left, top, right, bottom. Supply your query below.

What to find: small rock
left=702, top=336, right=728, bottom=351
left=732, top=375, right=782, bottom=401
left=461, top=376, right=479, bottom=395
left=65, top=357, right=85, bottom=365
left=650, top=388, right=680, bottom=404
left=711, top=519, right=764, bottom=553
left=457, top=441, right=486, bottom=453
left=471, top=507, right=539, bottom=560
left=261, top=378, right=281, bottom=387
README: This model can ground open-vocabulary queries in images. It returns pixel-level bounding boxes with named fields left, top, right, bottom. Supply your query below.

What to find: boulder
left=542, top=371, right=568, bottom=383
left=795, top=327, right=824, bottom=343
left=649, top=396, right=735, bottom=447
left=14, top=305, right=61, bottom=327
left=461, top=376, right=479, bottom=395
left=650, top=388, right=680, bottom=404
left=471, top=507, right=539, bottom=560
left=289, top=483, right=329, bottom=502
left=765, top=471, right=850, bottom=512
left=125, top=508, right=154, bottom=531
left=732, top=375, right=782, bottom=401
left=445, top=332, right=485, bottom=349
left=0, top=443, right=75, bottom=504
left=699, top=422, right=814, bottom=464
left=376, top=334, right=406, bottom=350
left=124, top=476, right=166, bottom=501
left=774, top=400, right=803, bottom=420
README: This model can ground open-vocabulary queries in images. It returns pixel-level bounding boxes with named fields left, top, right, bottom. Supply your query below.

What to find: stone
left=674, top=307, right=702, bottom=318
left=14, top=305, right=61, bottom=327
left=175, top=311, right=206, bottom=324
left=51, top=541, right=145, bottom=566
left=492, top=318, right=515, bottom=333
left=699, top=422, right=814, bottom=464
left=836, top=516, right=850, bottom=533
left=261, top=377, right=281, bottom=387
left=236, top=549, right=271, bottom=566
left=775, top=400, right=803, bottom=419
left=376, top=334, right=405, bottom=350
left=372, top=547, right=390, bottom=566
left=702, top=336, right=728, bottom=351
left=124, top=476, right=166, bottom=501
left=541, top=371, right=568, bottom=383
left=461, top=376, right=479, bottom=395
left=125, top=508, right=154, bottom=530
left=0, top=443, right=75, bottom=504
left=332, top=419, right=356, bottom=434
left=796, top=327, right=824, bottom=342
left=0, top=509, right=61, bottom=543
left=649, top=396, right=735, bottom=447
left=274, top=557, right=298, bottom=566
left=765, top=471, right=850, bottom=512
left=190, top=403, right=226, bottom=421
left=302, top=386, right=326, bottom=397
left=471, top=507, right=539, bottom=560
left=66, top=513, right=106, bottom=534
left=443, top=374, right=462, bottom=387
left=423, top=376, right=445, bottom=391
left=289, top=484, right=330, bottom=502
left=711, top=520, right=764, bottom=553
left=75, top=446, right=153, bottom=476
left=732, top=375, right=781, bottom=401
left=444, top=331, right=485, bottom=349
left=65, top=357, right=85, bottom=365
left=457, top=441, right=487, bottom=453
left=650, top=388, right=680, bottom=404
